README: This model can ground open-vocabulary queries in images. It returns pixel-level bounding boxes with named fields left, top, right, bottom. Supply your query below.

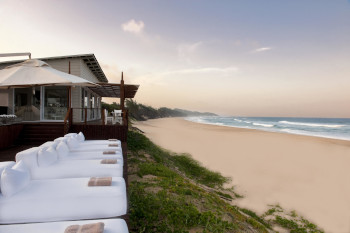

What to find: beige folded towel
left=88, top=177, right=112, bottom=186
left=108, top=143, right=119, bottom=147
left=103, top=151, right=116, bottom=154
left=108, top=139, right=118, bottom=141
left=64, top=222, right=104, bottom=233
left=101, top=159, right=117, bottom=164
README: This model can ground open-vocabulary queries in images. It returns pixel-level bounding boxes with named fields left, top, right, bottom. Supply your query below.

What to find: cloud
left=177, top=41, right=203, bottom=63
left=165, top=66, right=238, bottom=75
left=122, top=19, right=145, bottom=34
left=254, top=47, right=272, bottom=53
left=131, top=66, right=239, bottom=86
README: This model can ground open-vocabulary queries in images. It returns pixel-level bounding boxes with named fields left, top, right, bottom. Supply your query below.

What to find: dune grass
left=128, top=130, right=230, bottom=188
left=127, top=130, right=270, bottom=232
left=127, top=130, right=324, bottom=233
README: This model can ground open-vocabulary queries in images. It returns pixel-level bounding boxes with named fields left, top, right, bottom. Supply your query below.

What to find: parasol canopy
left=0, top=59, right=98, bottom=88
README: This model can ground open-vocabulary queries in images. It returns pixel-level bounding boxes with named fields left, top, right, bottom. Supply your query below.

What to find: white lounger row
left=0, top=132, right=128, bottom=233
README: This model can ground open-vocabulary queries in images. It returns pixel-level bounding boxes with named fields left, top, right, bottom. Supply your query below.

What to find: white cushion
left=66, top=136, right=79, bottom=149
left=54, top=137, right=68, bottom=143
left=0, top=161, right=16, bottom=193
left=56, top=141, right=70, bottom=159
left=12, top=160, right=31, bottom=178
left=64, top=133, right=77, bottom=138
left=39, top=141, right=58, bottom=148
left=77, top=132, right=85, bottom=142
left=16, top=147, right=40, bottom=170
left=37, top=147, right=58, bottom=167
left=1, top=161, right=30, bottom=197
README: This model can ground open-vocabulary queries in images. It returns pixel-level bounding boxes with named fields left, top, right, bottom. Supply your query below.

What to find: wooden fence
left=0, top=124, right=23, bottom=149
left=70, top=125, right=128, bottom=142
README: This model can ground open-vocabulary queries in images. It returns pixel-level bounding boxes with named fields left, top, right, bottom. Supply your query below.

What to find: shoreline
left=185, top=116, right=350, bottom=144
left=184, top=117, right=350, bottom=147
left=135, top=117, right=350, bottom=232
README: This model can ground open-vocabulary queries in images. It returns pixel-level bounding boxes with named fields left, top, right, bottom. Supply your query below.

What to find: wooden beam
left=120, top=72, right=125, bottom=110
left=84, top=108, right=87, bottom=125
left=0, top=53, right=31, bottom=59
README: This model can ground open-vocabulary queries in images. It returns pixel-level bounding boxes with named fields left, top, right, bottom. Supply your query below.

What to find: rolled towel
left=108, top=143, right=119, bottom=147
left=101, top=159, right=117, bottom=164
left=88, top=177, right=112, bottom=186
left=103, top=151, right=116, bottom=155
left=64, top=222, right=105, bottom=233
left=108, top=139, right=118, bottom=141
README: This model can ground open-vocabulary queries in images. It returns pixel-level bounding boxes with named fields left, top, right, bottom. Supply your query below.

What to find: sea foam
left=279, top=121, right=345, bottom=128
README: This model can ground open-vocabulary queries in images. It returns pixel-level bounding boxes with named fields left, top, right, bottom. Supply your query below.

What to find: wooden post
left=84, top=108, right=87, bottom=125
left=101, top=108, right=105, bottom=125
left=120, top=72, right=126, bottom=125
left=68, top=86, right=72, bottom=125
left=68, top=62, right=72, bottom=124
left=120, top=72, right=125, bottom=110
left=68, top=87, right=72, bottom=108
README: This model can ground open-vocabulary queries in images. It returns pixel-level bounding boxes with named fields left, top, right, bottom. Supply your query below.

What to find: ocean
left=185, top=116, right=350, bottom=141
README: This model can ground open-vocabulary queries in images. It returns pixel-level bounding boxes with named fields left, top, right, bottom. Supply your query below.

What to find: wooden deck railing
left=0, top=124, right=23, bottom=149
left=63, top=108, right=72, bottom=135
left=68, top=108, right=127, bottom=126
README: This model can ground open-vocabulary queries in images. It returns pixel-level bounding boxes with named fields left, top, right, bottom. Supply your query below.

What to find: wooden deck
left=0, top=144, right=33, bottom=162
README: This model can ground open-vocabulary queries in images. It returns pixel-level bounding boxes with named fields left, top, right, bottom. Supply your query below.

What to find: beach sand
left=135, top=117, right=350, bottom=232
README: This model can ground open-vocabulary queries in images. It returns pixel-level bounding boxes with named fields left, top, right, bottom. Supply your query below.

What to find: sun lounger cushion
left=56, top=141, right=70, bottom=159
left=1, top=161, right=30, bottom=197
left=67, top=136, right=79, bottom=149
left=15, top=147, right=40, bottom=170
left=59, top=151, right=124, bottom=165
left=77, top=132, right=85, bottom=142
left=40, top=141, right=59, bottom=148
left=37, top=146, right=58, bottom=167
left=28, top=159, right=124, bottom=179
left=0, top=177, right=127, bottom=223
left=64, top=132, right=122, bottom=146
left=54, top=137, right=68, bottom=143
left=0, top=219, right=129, bottom=233
left=69, top=144, right=122, bottom=153
left=12, top=160, right=31, bottom=175
left=64, top=133, right=77, bottom=138
left=0, top=162, right=16, bottom=193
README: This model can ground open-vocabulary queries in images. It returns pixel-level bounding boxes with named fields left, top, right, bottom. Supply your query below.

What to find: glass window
left=91, top=95, right=95, bottom=108
left=44, top=86, right=68, bottom=120
left=84, top=91, right=89, bottom=108
left=14, top=87, right=41, bottom=121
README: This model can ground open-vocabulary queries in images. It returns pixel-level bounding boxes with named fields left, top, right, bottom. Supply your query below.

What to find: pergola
left=88, top=74, right=139, bottom=109
left=85, top=73, right=139, bottom=125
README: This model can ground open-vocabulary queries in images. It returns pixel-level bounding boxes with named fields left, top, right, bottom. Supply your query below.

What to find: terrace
left=0, top=54, right=139, bottom=161
left=0, top=55, right=139, bottom=231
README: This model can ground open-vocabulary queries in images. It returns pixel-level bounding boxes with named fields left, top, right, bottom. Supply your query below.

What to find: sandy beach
left=135, top=117, right=350, bottom=233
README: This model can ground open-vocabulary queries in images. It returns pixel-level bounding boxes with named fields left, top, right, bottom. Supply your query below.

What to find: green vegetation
left=263, top=205, right=324, bottom=233
left=127, top=129, right=324, bottom=233
left=102, top=100, right=216, bottom=121
left=128, top=130, right=270, bottom=232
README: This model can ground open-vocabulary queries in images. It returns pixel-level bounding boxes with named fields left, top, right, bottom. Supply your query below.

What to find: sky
left=0, top=0, right=349, bottom=117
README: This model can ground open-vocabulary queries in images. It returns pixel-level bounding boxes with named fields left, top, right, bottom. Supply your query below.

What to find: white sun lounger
left=0, top=176, right=127, bottom=224
left=54, top=137, right=123, bottom=153
left=65, top=132, right=122, bottom=146
left=39, top=141, right=124, bottom=165
left=0, top=218, right=129, bottom=233
left=16, top=147, right=123, bottom=179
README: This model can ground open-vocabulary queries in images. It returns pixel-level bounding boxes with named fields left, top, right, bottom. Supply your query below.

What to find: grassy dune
left=127, top=130, right=324, bottom=233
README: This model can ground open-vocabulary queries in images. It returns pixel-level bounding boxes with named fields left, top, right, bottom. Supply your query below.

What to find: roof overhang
left=0, top=54, right=108, bottom=83
left=88, top=82, right=139, bottom=98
